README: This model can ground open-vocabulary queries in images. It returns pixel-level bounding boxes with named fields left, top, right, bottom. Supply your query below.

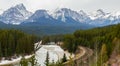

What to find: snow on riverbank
left=35, top=45, right=73, bottom=66
left=0, top=55, right=33, bottom=66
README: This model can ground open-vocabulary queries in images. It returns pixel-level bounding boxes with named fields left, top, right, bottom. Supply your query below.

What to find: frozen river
left=35, top=45, right=72, bottom=66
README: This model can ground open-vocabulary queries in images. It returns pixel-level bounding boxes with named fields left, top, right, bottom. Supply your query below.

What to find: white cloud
left=0, top=0, right=120, bottom=13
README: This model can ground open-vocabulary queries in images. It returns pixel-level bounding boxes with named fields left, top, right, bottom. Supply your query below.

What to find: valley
left=0, top=2, right=120, bottom=66
left=0, top=4, right=120, bottom=36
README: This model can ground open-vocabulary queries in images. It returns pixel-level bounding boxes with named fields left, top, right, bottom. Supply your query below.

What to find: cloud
left=0, top=0, right=120, bottom=13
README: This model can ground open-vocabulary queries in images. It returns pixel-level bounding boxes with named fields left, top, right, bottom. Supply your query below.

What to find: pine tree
left=0, top=42, right=2, bottom=59
left=45, top=51, right=49, bottom=66
left=29, top=55, right=38, bottom=66
left=62, top=53, right=67, bottom=63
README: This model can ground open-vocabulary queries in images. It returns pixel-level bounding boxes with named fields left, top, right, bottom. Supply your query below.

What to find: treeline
left=41, top=34, right=64, bottom=44
left=63, top=24, right=120, bottom=52
left=0, top=30, right=38, bottom=59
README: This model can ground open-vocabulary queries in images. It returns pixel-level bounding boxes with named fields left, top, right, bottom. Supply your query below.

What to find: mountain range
left=0, top=4, right=120, bottom=27
left=0, top=4, right=120, bottom=35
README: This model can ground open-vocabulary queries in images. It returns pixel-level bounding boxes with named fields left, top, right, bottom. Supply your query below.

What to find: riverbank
left=0, top=55, right=34, bottom=66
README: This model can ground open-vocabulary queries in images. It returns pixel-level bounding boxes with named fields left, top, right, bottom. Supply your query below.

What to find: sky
left=0, top=0, right=120, bottom=13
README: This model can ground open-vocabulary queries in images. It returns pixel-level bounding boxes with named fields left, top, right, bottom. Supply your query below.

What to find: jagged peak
left=60, top=8, right=71, bottom=11
left=29, top=9, right=50, bottom=19
left=54, top=8, right=73, bottom=13
left=35, top=10, right=47, bottom=13
left=96, top=9, right=106, bottom=15
left=79, top=10, right=87, bottom=15
left=34, top=9, right=49, bottom=16
left=13, top=3, right=26, bottom=10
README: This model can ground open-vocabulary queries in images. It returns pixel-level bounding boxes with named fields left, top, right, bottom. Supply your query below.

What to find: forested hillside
left=62, top=24, right=120, bottom=65
left=0, top=30, right=38, bottom=60
left=39, top=24, right=120, bottom=66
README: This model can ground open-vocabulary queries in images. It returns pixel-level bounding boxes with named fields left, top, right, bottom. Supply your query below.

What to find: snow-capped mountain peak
left=33, top=10, right=49, bottom=18
left=79, top=10, right=86, bottom=15
left=15, top=3, right=26, bottom=10
left=89, top=9, right=107, bottom=20
left=96, top=9, right=106, bottom=15
left=51, top=8, right=90, bottom=23
left=26, top=9, right=52, bottom=22
left=0, top=3, right=32, bottom=25
left=51, top=8, right=70, bottom=22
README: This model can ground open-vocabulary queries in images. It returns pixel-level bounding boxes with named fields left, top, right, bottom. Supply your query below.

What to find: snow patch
left=0, top=55, right=33, bottom=66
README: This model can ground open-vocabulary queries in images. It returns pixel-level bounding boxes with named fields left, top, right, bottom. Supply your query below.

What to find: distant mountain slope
left=0, top=21, right=9, bottom=28
left=0, top=21, right=93, bottom=35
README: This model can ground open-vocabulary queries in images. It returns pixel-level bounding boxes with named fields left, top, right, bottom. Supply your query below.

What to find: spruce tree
left=29, top=55, right=38, bottom=66
left=62, top=53, right=67, bottom=63
left=0, top=42, right=2, bottom=58
left=45, top=51, right=49, bottom=66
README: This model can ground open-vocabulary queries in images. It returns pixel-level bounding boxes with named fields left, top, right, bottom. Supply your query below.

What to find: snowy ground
left=0, top=42, right=73, bottom=66
left=0, top=55, right=33, bottom=66
left=35, top=45, right=73, bottom=66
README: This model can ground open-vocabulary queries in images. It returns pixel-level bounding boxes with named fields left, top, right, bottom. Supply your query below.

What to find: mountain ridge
left=0, top=4, right=120, bottom=27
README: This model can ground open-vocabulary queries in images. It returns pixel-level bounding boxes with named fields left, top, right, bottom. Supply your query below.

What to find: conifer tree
left=62, top=53, right=67, bottom=63
left=45, top=51, right=49, bottom=66
left=29, top=55, right=38, bottom=66
left=0, top=42, right=2, bottom=58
